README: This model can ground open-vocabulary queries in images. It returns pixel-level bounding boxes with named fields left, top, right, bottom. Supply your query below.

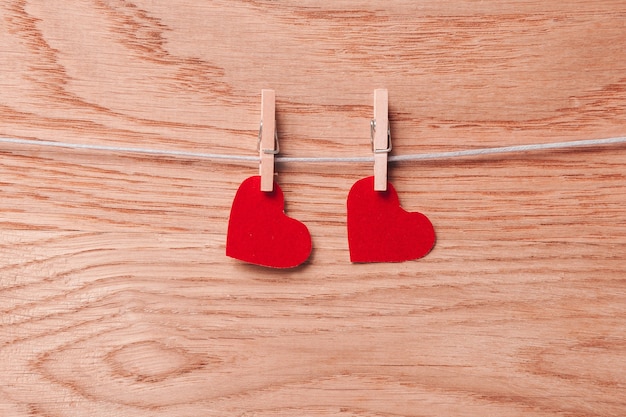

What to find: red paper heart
left=347, top=176, right=435, bottom=263
left=226, top=176, right=312, bottom=268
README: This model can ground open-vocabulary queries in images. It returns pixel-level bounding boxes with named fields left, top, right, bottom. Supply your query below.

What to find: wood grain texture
left=1, top=1, right=625, bottom=416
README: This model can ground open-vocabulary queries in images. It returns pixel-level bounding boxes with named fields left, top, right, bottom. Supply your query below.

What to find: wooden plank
left=1, top=1, right=625, bottom=416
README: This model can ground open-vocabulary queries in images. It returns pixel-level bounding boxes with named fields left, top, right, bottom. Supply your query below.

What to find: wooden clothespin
left=259, top=89, right=277, bottom=192
left=372, top=89, right=391, bottom=191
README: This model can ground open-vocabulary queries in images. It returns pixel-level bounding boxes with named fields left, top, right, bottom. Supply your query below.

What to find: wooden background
left=1, top=1, right=625, bottom=416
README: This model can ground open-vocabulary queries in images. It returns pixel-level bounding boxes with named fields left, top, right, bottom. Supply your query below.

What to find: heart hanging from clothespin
left=347, top=176, right=435, bottom=263
left=227, top=176, right=312, bottom=268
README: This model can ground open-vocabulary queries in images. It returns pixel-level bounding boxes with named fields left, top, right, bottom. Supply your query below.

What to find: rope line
left=1, top=136, right=625, bottom=164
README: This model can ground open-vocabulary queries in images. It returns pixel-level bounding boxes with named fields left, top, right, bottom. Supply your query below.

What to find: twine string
left=0, top=136, right=625, bottom=164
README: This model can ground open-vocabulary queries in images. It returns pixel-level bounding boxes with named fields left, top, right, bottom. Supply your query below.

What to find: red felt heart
left=347, top=176, right=435, bottom=263
left=226, top=176, right=312, bottom=268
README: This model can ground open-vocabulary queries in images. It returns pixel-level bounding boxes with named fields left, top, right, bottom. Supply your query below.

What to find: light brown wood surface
left=1, top=1, right=626, bottom=416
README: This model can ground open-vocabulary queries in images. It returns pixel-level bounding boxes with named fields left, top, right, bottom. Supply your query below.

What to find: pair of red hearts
left=226, top=176, right=435, bottom=268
